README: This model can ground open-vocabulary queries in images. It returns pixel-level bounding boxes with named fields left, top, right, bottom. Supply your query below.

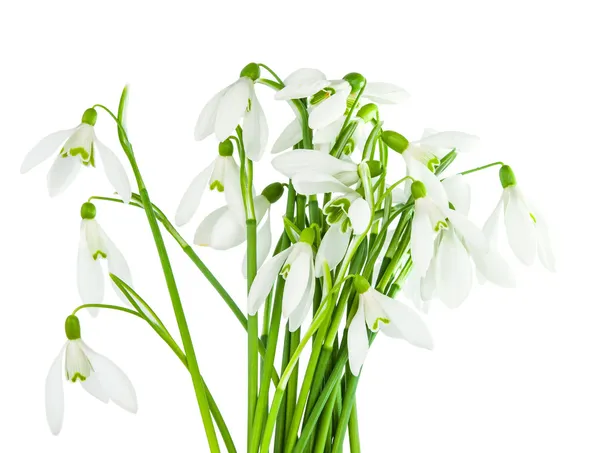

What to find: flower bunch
left=24, top=63, right=553, bottom=452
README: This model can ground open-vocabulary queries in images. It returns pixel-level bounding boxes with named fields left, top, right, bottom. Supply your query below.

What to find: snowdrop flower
left=175, top=140, right=241, bottom=226
left=248, top=228, right=316, bottom=331
left=484, top=165, right=555, bottom=271
left=78, top=202, right=132, bottom=316
left=348, top=276, right=433, bottom=375
left=45, top=315, right=137, bottom=435
left=20, top=108, right=131, bottom=202
left=195, top=63, right=268, bottom=161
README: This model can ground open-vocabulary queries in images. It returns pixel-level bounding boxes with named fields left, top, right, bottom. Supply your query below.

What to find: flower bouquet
left=23, top=63, right=554, bottom=452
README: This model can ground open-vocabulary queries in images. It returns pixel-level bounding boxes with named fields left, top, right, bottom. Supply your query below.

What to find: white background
left=1, top=1, right=599, bottom=452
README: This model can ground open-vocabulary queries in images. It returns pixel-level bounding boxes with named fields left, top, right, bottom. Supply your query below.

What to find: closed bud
left=356, top=103, right=378, bottom=123
left=218, top=139, right=234, bottom=156
left=240, top=63, right=261, bottom=81
left=365, top=160, right=383, bottom=178
left=381, top=130, right=409, bottom=154
left=411, top=181, right=427, bottom=199
left=80, top=202, right=96, bottom=220
left=81, top=108, right=97, bottom=126
left=343, top=72, right=366, bottom=93
left=262, top=182, right=284, bottom=204
left=299, top=227, right=315, bottom=245
left=65, top=315, right=81, bottom=340
left=353, top=275, right=370, bottom=294
left=499, top=165, right=517, bottom=188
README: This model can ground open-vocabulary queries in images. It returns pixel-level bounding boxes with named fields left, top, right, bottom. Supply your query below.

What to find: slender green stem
left=348, top=403, right=361, bottom=453
left=247, top=219, right=259, bottom=452
left=313, top=387, right=337, bottom=453
left=257, top=63, right=284, bottom=85
left=72, top=303, right=142, bottom=318
left=331, top=375, right=360, bottom=453
left=459, top=161, right=504, bottom=176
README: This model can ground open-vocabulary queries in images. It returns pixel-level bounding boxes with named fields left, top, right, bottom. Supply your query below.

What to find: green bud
left=499, top=165, right=517, bottom=188
left=343, top=72, right=366, bottom=93
left=218, top=139, right=234, bottom=157
left=381, top=130, right=409, bottom=154
left=80, top=202, right=96, bottom=220
left=299, top=227, right=315, bottom=245
left=65, top=315, right=81, bottom=340
left=81, top=108, right=97, bottom=126
left=240, top=62, right=261, bottom=81
left=411, top=181, right=427, bottom=199
left=356, top=103, right=378, bottom=123
left=366, top=160, right=383, bottom=178
left=353, top=275, right=370, bottom=294
left=262, top=182, right=284, bottom=204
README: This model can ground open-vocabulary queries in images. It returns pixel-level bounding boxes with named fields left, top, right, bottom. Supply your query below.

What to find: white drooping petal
left=362, top=82, right=410, bottom=104
left=282, top=244, right=312, bottom=317
left=411, top=199, right=435, bottom=277
left=442, top=174, right=471, bottom=215
left=195, top=207, right=245, bottom=250
left=45, top=347, right=65, bottom=435
left=364, top=292, right=392, bottom=331
left=248, top=248, right=293, bottom=314
left=81, top=373, right=110, bottom=403
left=214, top=78, right=252, bottom=141
left=309, top=83, right=351, bottom=130
left=293, top=172, right=353, bottom=195
left=504, top=187, right=536, bottom=265
left=174, top=160, right=215, bottom=226
left=471, top=248, right=516, bottom=288
left=244, top=88, right=269, bottom=161
left=272, top=149, right=357, bottom=179
left=535, top=212, right=556, bottom=272
left=95, top=137, right=132, bottom=203
left=446, top=210, right=488, bottom=254
left=391, top=181, right=411, bottom=204
left=195, top=88, right=227, bottom=140
left=315, top=223, right=351, bottom=277
left=242, top=210, right=272, bottom=278
left=435, top=229, right=473, bottom=308
left=483, top=197, right=503, bottom=241
left=313, top=116, right=345, bottom=145
left=420, top=259, right=437, bottom=308
left=77, top=225, right=104, bottom=309
left=348, top=301, right=370, bottom=376
left=272, top=119, right=303, bottom=154
left=348, top=197, right=371, bottom=235
left=406, top=159, right=448, bottom=209
left=275, top=68, right=329, bottom=100
left=223, top=157, right=245, bottom=225
left=417, top=131, right=481, bottom=154
left=99, top=225, right=137, bottom=309
left=288, top=261, right=316, bottom=332
left=374, top=290, right=434, bottom=349
left=21, top=128, right=75, bottom=173
left=47, top=156, right=80, bottom=197
left=86, top=348, right=137, bottom=413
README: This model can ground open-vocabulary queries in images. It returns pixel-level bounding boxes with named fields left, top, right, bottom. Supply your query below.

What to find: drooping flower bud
left=365, top=160, right=383, bottom=178
left=65, top=315, right=81, bottom=340
left=262, top=182, right=284, bottom=204
left=81, top=108, right=98, bottom=126
left=499, top=165, right=517, bottom=188
left=381, top=130, right=409, bottom=154
left=411, top=181, right=427, bottom=199
left=80, top=202, right=97, bottom=220
left=343, top=72, right=367, bottom=93
left=240, top=63, right=261, bottom=81
left=356, top=103, right=378, bottom=123
left=353, top=275, right=370, bottom=294
left=218, top=139, right=234, bottom=157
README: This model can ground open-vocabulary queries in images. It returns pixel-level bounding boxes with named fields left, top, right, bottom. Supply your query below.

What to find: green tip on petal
left=65, top=315, right=81, bottom=340
left=240, top=63, right=261, bottom=81
left=356, top=103, right=378, bottom=123
left=411, top=180, right=427, bottom=199
left=353, top=275, right=370, bottom=294
left=299, top=227, right=315, bottom=245
left=261, top=182, right=284, bottom=204
left=365, top=160, right=383, bottom=178
left=81, top=108, right=97, bottom=126
left=218, top=139, right=234, bottom=156
left=381, top=130, right=409, bottom=154
left=80, top=202, right=97, bottom=220
left=499, top=165, right=517, bottom=188
left=343, top=72, right=366, bottom=93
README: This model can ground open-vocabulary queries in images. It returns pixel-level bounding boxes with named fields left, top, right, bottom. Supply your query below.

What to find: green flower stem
left=348, top=403, right=361, bottom=453
left=72, top=303, right=142, bottom=318
left=313, top=386, right=338, bottom=453
left=257, top=63, right=284, bottom=85
left=331, top=374, right=360, bottom=453
left=459, top=161, right=504, bottom=176
left=247, top=219, right=259, bottom=452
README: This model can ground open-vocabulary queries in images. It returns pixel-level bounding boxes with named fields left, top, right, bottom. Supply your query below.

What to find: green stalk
left=247, top=219, right=259, bottom=452
left=348, top=403, right=361, bottom=453
left=313, top=386, right=337, bottom=453
left=331, top=375, right=360, bottom=453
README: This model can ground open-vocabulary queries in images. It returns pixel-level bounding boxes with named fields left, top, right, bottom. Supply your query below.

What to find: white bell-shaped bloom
left=45, top=316, right=137, bottom=435
left=77, top=203, right=132, bottom=316
left=308, top=80, right=352, bottom=131
left=20, top=109, right=131, bottom=202
left=484, top=166, right=555, bottom=271
left=274, top=68, right=330, bottom=101
left=272, top=118, right=303, bottom=154
left=248, top=229, right=316, bottom=331
left=362, top=82, right=410, bottom=105
left=348, top=276, right=433, bottom=375
left=195, top=63, right=268, bottom=161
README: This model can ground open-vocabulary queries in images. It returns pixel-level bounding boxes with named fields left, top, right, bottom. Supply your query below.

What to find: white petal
left=248, top=248, right=292, bottom=314
left=483, top=197, right=503, bottom=240
left=411, top=199, right=435, bottom=277
left=275, top=68, right=329, bottom=100
left=364, top=292, right=392, bottom=331
left=282, top=245, right=312, bottom=317
left=374, top=290, right=434, bottom=349
left=47, top=156, right=80, bottom=197
left=215, top=78, right=252, bottom=141
left=272, top=149, right=356, bottom=179
left=447, top=210, right=488, bottom=254
left=313, top=116, right=345, bottom=145
left=81, top=373, right=110, bottom=403
left=223, top=157, right=245, bottom=226
left=195, top=207, right=246, bottom=250
left=77, top=225, right=104, bottom=307
left=95, top=138, right=132, bottom=203
left=435, top=230, right=473, bottom=308
left=195, top=88, right=226, bottom=140
left=21, top=128, right=75, bottom=173
left=87, top=349, right=137, bottom=413
left=309, top=89, right=348, bottom=130
left=407, top=159, right=448, bottom=208
left=535, top=212, right=556, bottom=272
left=315, top=223, right=351, bottom=277
left=442, top=174, right=471, bottom=215
left=292, top=172, right=353, bottom=195
left=272, top=119, right=303, bottom=154
left=45, top=347, right=65, bottom=435
left=348, top=197, right=371, bottom=235
left=288, top=261, right=316, bottom=332
left=417, top=131, right=481, bottom=153
left=471, top=248, right=516, bottom=288
left=504, top=187, right=536, bottom=265
left=403, top=272, right=426, bottom=312
left=244, top=89, right=269, bottom=161
left=391, top=182, right=411, bottom=204
left=348, top=300, right=370, bottom=376
left=362, top=82, right=410, bottom=105
left=243, top=210, right=272, bottom=278
left=420, top=258, right=437, bottom=304
left=174, top=161, right=215, bottom=226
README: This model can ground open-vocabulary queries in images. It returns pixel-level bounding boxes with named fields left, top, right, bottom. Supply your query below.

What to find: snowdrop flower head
left=248, top=227, right=316, bottom=331
left=45, top=315, right=137, bottom=435
left=484, top=165, right=555, bottom=271
left=78, top=203, right=132, bottom=316
left=195, top=63, right=268, bottom=161
left=175, top=139, right=241, bottom=226
left=20, top=108, right=131, bottom=202
left=348, top=276, right=433, bottom=375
